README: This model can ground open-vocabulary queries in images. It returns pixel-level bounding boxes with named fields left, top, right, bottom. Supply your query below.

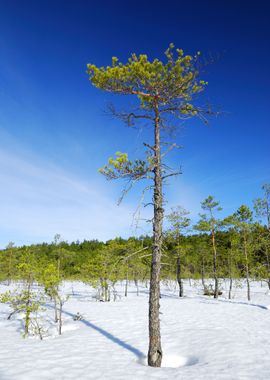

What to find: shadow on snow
left=58, top=307, right=145, bottom=360
left=198, top=296, right=269, bottom=310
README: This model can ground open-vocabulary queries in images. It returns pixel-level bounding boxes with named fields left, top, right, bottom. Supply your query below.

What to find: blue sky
left=0, top=0, right=269, bottom=246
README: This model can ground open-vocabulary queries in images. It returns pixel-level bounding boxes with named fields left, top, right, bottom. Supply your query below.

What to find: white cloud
left=0, top=148, right=141, bottom=247
left=0, top=132, right=212, bottom=247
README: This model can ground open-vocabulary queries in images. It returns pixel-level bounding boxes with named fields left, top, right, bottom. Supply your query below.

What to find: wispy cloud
left=0, top=147, right=140, bottom=247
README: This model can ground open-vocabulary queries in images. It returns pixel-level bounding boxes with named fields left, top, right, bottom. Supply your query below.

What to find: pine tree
left=87, top=45, right=210, bottom=366
left=194, top=196, right=222, bottom=298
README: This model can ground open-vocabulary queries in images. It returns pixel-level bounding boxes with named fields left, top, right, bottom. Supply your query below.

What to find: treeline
left=0, top=224, right=269, bottom=297
left=0, top=185, right=269, bottom=303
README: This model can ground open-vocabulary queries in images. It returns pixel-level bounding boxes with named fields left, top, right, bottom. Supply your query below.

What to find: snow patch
left=1, top=280, right=270, bottom=379
left=138, top=354, right=198, bottom=368
left=161, top=354, right=198, bottom=368
left=61, top=323, right=80, bottom=332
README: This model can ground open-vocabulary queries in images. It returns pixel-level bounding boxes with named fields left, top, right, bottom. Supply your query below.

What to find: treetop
left=87, top=44, right=207, bottom=110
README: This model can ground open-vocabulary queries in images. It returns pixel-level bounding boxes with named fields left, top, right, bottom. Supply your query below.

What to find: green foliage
left=0, top=231, right=267, bottom=285
left=88, top=45, right=211, bottom=197
left=233, top=205, right=253, bottom=226
left=0, top=287, right=44, bottom=337
left=167, top=206, right=191, bottom=237
left=99, top=152, right=152, bottom=181
left=80, top=241, right=125, bottom=300
left=194, top=196, right=222, bottom=233
left=0, top=200, right=269, bottom=291
left=40, top=263, right=60, bottom=298
left=87, top=44, right=207, bottom=109
left=253, top=183, right=270, bottom=229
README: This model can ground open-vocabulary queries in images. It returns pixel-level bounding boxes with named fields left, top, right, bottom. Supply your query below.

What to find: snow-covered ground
left=1, top=280, right=270, bottom=379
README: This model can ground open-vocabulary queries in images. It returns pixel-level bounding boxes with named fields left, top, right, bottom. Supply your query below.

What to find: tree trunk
left=58, top=299, right=63, bottom=335
left=267, top=204, right=270, bottom=233
left=265, top=218, right=270, bottom=290
left=105, top=281, right=108, bottom=302
left=148, top=102, right=163, bottom=367
left=24, top=282, right=31, bottom=336
left=57, top=257, right=61, bottom=281
left=176, top=256, right=183, bottom=297
left=176, top=235, right=183, bottom=297
left=265, top=246, right=270, bottom=290
left=211, top=228, right=219, bottom=299
left=228, top=278, right=233, bottom=299
left=244, top=234, right=251, bottom=301
left=8, top=250, right=12, bottom=285
left=134, top=275, right=139, bottom=296
left=125, top=263, right=128, bottom=297
left=25, top=308, right=30, bottom=336
left=54, top=296, right=59, bottom=322
left=201, top=255, right=206, bottom=292
left=228, top=249, right=233, bottom=299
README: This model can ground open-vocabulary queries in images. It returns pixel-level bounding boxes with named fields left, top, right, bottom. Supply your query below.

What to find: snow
left=1, top=280, right=270, bottom=379
left=139, top=354, right=198, bottom=368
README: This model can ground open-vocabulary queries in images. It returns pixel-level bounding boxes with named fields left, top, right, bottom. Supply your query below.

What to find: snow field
left=0, top=280, right=270, bottom=379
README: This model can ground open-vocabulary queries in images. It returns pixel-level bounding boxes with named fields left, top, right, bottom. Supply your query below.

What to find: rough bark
left=148, top=102, right=163, bottom=367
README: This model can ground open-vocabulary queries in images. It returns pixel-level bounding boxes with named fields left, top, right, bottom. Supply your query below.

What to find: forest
left=1, top=1, right=270, bottom=378
left=0, top=40, right=269, bottom=376
left=0, top=184, right=269, bottom=335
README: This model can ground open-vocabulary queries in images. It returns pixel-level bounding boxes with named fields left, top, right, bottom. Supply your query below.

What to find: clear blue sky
left=0, top=0, right=269, bottom=246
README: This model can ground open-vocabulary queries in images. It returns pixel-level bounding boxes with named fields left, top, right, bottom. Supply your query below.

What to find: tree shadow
left=198, top=296, right=269, bottom=310
left=0, top=370, right=9, bottom=380
left=58, top=307, right=145, bottom=360
left=138, top=288, right=182, bottom=300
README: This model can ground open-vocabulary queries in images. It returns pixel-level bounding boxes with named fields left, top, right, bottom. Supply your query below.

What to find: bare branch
left=131, top=185, right=153, bottom=230
left=138, top=253, right=152, bottom=259
left=162, top=171, right=181, bottom=180
left=121, top=246, right=149, bottom=262
left=107, top=103, right=153, bottom=127
left=161, top=143, right=181, bottom=158
left=144, top=202, right=154, bottom=208
left=143, top=142, right=155, bottom=151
